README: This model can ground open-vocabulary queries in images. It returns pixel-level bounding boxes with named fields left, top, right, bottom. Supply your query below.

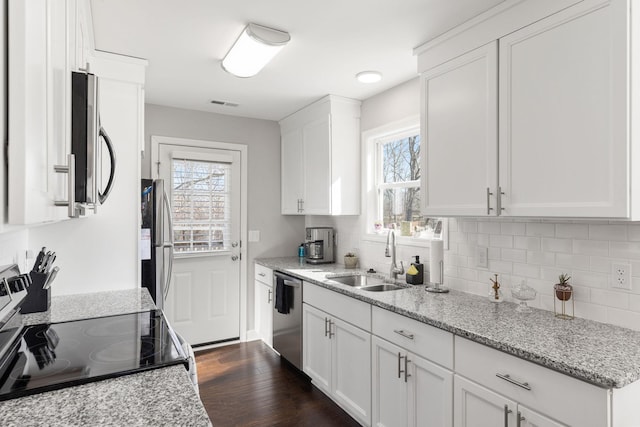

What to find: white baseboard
left=245, top=329, right=260, bottom=342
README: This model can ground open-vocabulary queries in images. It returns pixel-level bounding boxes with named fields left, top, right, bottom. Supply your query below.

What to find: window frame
left=362, top=115, right=447, bottom=248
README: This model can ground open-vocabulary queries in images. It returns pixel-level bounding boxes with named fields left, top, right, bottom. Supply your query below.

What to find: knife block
left=21, top=271, right=51, bottom=314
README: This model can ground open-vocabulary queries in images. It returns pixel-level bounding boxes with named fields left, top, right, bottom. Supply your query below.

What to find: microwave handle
left=98, top=125, right=116, bottom=204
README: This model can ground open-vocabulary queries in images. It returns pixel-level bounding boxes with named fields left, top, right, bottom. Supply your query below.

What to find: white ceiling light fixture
left=356, top=70, right=383, bottom=83
left=221, top=23, right=291, bottom=78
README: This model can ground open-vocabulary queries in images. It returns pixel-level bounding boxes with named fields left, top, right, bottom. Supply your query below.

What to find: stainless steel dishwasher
left=272, top=271, right=302, bottom=370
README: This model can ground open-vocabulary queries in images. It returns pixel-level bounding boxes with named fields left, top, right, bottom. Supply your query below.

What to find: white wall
left=144, top=104, right=305, bottom=329
left=313, top=77, right=640, bottom=332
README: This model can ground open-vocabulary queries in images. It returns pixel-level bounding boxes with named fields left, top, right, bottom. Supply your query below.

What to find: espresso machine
left=304, top=227, right=335, bottom=264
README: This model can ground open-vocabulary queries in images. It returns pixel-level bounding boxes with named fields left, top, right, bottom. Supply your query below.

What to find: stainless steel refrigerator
left=141, top=179, right=174, bottom=310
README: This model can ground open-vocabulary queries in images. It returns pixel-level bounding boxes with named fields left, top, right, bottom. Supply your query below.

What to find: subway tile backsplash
left=306, top=215, right=640, bottom=331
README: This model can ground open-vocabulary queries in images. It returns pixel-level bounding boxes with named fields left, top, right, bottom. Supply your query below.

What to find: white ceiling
left=90, top=0, right=505, bottom=121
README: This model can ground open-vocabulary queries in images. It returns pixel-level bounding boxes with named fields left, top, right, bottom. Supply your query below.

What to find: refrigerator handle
left=163, top=188, right=175, bottom=301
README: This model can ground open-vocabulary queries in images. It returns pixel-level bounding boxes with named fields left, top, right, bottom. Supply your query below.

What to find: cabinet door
left=255, top=280, right=273, bottom=347
left=409, top=353, right=453, bottom=427
left=519, top=406, right=566, bottom=427
left=281, top=128, right=304, bottom=214
left=302, top=304, right=331, bottom=393
left=499, top=0, right=628, bottom=217
left=454, top=375, right=516, bottom=427
left=8, top=0, right=70, bottom=224
left=372, top=337, right=408, bottom=427
left=302, top=115, right=332, bottom=215
left=331, top=316, right=371, bottom=426
left=420, top=41, right=498, bottom=216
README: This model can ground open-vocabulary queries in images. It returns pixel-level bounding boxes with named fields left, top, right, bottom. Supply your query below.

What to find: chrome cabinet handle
left=231, top=255, right=239, bottom=261
left=496, top=373, right=531, bottom=391
left=504, top=405, right=512, bottom=427
left=517, top=411, right=525, bottom=427
left=328, top=319, right=334, bottom=338
left=497, top=186, right=505, bottom=215
left=486, top=187, right=494, bottom=215
left=324, top=317, right=329, bottom=337
left=404, top=355, right=411, bottom=383
left=393, top=329, right=414, bottom=340
left=297, top=199, right=304, bottom=213
left=267, top=289, right=272, bottom=303
left=398, top=353, right=410, bottom=381
left=54, top=154, right=79, bottom=218
left=258, top=273, right=266, bottom=277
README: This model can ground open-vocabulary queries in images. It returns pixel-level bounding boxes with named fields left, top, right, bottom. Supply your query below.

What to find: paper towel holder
left=426, top=260, right=449, bottom=293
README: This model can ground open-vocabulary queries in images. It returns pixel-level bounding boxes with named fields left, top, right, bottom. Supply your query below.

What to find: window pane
left=382, top=135, right=420, bottom=183
left=382, top=187, right=425, bottom=236
left=171, top=158, right=231, bottom=253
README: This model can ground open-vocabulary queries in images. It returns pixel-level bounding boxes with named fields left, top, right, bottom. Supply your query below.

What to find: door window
left=171, top=158, right=232, bottom=253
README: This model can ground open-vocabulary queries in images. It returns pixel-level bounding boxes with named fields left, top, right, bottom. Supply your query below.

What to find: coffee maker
left=304, top=227, right=335, bottom=264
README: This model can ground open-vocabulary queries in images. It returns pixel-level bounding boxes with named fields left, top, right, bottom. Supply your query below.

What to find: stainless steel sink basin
left=359, top=284, right=404, bottom=292
left=327, top=274, right=405, bottom=292
left=329, top=275, right=384, bottom=287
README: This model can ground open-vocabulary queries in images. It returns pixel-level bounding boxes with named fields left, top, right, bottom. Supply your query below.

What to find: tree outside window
left=377, top=132, right=426, bottom=236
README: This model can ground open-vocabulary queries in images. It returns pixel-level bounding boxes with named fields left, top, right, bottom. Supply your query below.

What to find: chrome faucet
left=385, top=230, right=404, bottom=280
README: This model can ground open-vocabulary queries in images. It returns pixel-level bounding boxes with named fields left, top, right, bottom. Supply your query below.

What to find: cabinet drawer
left=255, top=264, right=273, bottom=285
left=372, top=306, right=453, bottom=370
left=455, top=337, right=608, bottom=426
left=303, top=282, right=371, bottom=331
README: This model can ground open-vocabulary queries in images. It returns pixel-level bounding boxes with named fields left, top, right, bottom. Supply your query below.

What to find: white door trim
left=150, top=134, right=249, bottom=342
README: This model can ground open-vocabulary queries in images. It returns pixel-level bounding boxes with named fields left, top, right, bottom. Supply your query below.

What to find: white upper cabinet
left=421, top=42, right=497, bottom=217
left=280, top=95, right=361, bottom=216
left=416, top=0, right=640, bottom=219
left=499, top=0, right=628, bottom=217
left=8, top=0, right=94, bottom=225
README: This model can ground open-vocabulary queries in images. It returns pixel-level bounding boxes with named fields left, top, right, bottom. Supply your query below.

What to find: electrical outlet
left=477, top=246, right=488, bottom=268
left=612, top=263, right=632, bottom=290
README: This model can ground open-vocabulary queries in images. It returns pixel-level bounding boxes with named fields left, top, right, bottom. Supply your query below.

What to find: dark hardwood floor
left=195, top=341, right=361, bottom=427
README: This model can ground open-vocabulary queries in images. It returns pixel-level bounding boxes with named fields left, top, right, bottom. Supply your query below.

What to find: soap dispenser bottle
left=406, top=256, right=424, bottom=285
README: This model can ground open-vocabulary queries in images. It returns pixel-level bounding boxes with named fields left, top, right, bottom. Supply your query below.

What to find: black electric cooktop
left=0, top=310, right=186, bottom=401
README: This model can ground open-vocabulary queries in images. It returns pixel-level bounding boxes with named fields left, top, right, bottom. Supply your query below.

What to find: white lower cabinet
left=254, top=280, right=273, bottom=347
left=454, top=375, right=564, bottom=427
left=455, top=337, right=607, bottom=427
left=254, top=264, right=273, bottom=347
left=302, top=286, right=371, bottom=427
left=372, top=336, right=453, bottom=427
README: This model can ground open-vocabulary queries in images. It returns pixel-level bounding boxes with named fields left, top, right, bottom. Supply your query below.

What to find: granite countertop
left=23, top=288, right=157, bottom=325
left=257, top=257, right=640, bottom=389
left=0, top=288, right=211, bottom=426
left=0, top=365, right=210, bottom=427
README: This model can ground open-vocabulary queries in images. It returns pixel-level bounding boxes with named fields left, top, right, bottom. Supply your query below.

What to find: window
left=375, top=129, right=426, bottom=237
left=171, top=158, right=231, bottom=253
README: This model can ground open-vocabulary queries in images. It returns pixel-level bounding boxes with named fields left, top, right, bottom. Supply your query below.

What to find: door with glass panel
left=158, top=144, right=241, bottom=345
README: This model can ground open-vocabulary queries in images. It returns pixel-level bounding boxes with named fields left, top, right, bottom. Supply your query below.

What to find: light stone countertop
left=257, top=256, right=640, bottom=389
left=0, top=288, right=211, bottom=426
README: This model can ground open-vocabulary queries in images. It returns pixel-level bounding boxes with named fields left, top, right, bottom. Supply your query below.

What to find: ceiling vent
left=210, top=100, right=239, bottom=107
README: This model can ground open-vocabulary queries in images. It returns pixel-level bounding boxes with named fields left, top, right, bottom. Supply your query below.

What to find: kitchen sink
left=329, top=275, right=384, bottom=287
left=359, top=284, right=404, bottom=292
left=327, top=274, right=406, bottom=292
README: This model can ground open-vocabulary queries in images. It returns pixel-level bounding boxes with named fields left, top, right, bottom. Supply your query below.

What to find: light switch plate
left=248, top=230, right=260, bottom=242
left=477, top=246, right=488, bottom=268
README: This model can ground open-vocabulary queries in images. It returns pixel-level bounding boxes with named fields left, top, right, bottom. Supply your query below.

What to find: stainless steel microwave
left=71, top=71, right=116, bottom=211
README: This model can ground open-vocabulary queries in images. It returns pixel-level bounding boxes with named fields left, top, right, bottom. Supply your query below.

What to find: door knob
left=231, top=255, right=239, bottom=261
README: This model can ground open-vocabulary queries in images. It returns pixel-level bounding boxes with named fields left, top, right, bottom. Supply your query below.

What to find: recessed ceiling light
left=356, top=71, right=382, bottom=83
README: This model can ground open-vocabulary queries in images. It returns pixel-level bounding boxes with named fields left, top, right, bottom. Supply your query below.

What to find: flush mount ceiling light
left=221, top=23, right=291, bottom=78
left=356, top=71, right=383, bottom=83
